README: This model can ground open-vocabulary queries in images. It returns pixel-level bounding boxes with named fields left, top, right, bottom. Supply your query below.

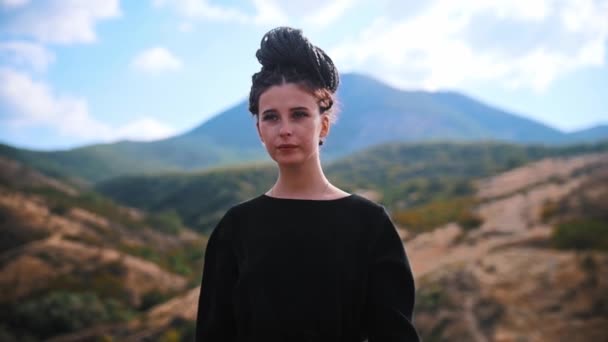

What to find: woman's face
left=256, top=83, right=329, bottom=167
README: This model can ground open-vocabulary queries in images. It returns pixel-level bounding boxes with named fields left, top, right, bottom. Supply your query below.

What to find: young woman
left=196, top=26, right=419, bottom=342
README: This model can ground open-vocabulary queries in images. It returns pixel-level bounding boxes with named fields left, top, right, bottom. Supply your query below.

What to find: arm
left=195, top=211, right=238, bottom=342
left=366, top=207, right=420, bottom=342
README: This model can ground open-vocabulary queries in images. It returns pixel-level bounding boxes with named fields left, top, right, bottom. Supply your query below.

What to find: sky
left=0, top=0, right=607, bottom=151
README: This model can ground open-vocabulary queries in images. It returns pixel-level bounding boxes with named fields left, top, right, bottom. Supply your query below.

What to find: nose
left=279, top=121, right=292, bottom=137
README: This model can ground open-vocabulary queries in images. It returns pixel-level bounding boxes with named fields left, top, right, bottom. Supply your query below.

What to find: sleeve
left=195, top=210, right=238, bottom=342
left=365, top=206, right=420, bottom=342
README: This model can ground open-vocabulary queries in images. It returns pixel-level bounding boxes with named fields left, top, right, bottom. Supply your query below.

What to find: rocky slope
left=53, top=152, right=607, bottom=341
left=5, top=152, right=607, bottom=341
left=410, top=152, right=608, bottom=341
left=0, top=156, right=205, bottom=340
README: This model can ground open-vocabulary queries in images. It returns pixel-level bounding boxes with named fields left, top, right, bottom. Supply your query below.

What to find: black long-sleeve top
left=195, top=193, right=420, bottom=341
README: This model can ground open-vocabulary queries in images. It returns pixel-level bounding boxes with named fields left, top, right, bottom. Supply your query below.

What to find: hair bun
left=255, top=26, right=339, bottom=93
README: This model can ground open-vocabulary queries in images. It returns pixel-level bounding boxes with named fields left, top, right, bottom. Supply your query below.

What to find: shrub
left=49, top=202, right=71, bottom=215
left=457, top=211, right=484, bottom=231
left=146, top=210, right=183, bottom=235
left=540, top=199, right=560, bottom=222
left=8, top=291, right=133, bottom=339
left=552, top=219, right=608, bottom=251
left=416, top=283, right=448, bottom=313
left=139, top=290, right=170, bottom=311
left=0, top=206, right=50, bottom=253
left=159, top=329, right=181, bottom=342
left=164, top=318, right=196, bottom=342
left=393, top=197, right=480, bottom=234
left=45, top=261, right=131, bottom=304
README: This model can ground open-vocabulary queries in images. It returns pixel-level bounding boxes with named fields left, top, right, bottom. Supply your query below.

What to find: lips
left=278, top=144, right=297, bottom=149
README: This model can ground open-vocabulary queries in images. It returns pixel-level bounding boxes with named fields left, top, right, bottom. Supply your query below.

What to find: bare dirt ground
left=407, top=153, right=608, bottom=341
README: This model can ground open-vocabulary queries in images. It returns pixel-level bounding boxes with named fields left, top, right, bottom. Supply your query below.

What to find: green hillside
left=96, top=163, right=277, bottom=234
left=97, top=141, right=608, bottom=234
left=0, top=137, right=266, bottom=184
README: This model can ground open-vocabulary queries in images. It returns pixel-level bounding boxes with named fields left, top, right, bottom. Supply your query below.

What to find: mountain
left=152, top=73, right=602, bottom=158
left=2, top=73, right=607, bottom=183
left=327, top=74, right=563, bottom=153
left=564, top=124, right=608, bottom=143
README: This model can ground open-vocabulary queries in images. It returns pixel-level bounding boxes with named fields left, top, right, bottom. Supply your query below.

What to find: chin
left=273, top=157, right=304, bottom=167
left=271, top=152, right=316, bottom=168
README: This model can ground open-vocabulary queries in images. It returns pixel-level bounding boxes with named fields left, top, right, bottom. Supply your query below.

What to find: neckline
left=261, top=193, right=355, bottom=202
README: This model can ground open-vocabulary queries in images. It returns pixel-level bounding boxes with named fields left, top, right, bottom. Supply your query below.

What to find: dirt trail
left=405, top=154, right=608, bottom=280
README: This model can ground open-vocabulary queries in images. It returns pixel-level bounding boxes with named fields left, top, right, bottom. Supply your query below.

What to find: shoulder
left=346, top=195, right=399, bottom=241
left=346, top=193, right=390, bottom=218
left=224, top=194, right=267, bottom=216
left=323, top=193, right=392, bottom=228
left=209, top=197, right=262, bottom=231
left=212, top=195, right=267, bottom=231
left=348, top=193, right=385, bottom=209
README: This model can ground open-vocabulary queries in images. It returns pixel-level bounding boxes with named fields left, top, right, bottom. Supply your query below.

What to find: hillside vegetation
left=57, top=149, right=608, bottom=341
left=541, top=167, right=608, bottom=251
left=0, top=157, right=205, bottom=341
left=1, top=141, right=607, bottom=340
left=97, top=141, right=608, bottom=234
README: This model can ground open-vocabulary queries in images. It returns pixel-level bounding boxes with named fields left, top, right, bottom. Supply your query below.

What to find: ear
left=320, top=114, right=330, bottom=138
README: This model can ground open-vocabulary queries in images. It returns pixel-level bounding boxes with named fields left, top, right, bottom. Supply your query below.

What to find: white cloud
left=114, top=117, right=177, bottom=141
left=152, top=0, right=353, bottom=26
left=250, top=0, right=354, bottom=26
left=0, top=68, right=176, bottom=143
left=131, top=47, right=183, bottom=73
left=0, top=67, right=109, bottom=137
left=1, top=0, right=121, bottom=44
left=330, top=0, right=608, bottom=92
left=251, top=0, right=288, bottom=25
left=0, top=41, right=55, bottom=72
left=304, top=0, right=355, bottom=27
left=0, top=0, right=29, bottom=9
left=178, top=21, right=195, bottom=32
left=153, top=0, right=250, bottom=23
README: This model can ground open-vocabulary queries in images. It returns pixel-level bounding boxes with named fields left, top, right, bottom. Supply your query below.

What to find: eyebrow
left=261, top=107, right=310, bottom=115
left=290, top=107, right=309, bottom=112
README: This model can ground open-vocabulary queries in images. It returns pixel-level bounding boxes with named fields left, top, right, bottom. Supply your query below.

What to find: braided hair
left=248, top=27, right=340, bottom=122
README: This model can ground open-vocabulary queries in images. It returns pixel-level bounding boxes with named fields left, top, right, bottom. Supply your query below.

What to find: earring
left=319, top=140, right=324, bottom=146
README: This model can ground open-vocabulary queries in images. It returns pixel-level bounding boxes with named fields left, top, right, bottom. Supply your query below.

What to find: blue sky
left=1, top=0, right=607, bottom=151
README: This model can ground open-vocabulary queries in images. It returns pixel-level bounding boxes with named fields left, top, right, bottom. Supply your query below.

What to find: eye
left=261, top=113, right=278, bottom=121
left=293, top=111, right=308, bottom=119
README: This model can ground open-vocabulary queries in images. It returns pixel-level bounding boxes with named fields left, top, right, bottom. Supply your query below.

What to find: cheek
left=310, top=121, right=323, bottom=137
left=296, top=123, right=317, bottom=138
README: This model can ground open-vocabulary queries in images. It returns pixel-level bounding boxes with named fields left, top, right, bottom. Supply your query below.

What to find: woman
left=196, top=26, right=419, bottom=342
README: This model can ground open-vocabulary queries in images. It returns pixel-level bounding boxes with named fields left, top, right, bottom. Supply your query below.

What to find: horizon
left=1, top=1, right=607, bottom=151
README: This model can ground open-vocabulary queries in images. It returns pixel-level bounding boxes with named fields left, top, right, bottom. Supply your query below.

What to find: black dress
left=195, top=193, right=420, bottom=341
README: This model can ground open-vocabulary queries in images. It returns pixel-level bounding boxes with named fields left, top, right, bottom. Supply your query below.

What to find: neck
left=271, top=157, right=328, bottom=197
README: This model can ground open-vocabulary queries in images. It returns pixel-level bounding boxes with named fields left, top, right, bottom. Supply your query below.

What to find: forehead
left=259, top=83, right=317, bottom=111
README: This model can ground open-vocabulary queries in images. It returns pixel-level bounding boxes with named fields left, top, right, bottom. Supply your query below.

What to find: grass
left=392, top=196, right=483, bottom=235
